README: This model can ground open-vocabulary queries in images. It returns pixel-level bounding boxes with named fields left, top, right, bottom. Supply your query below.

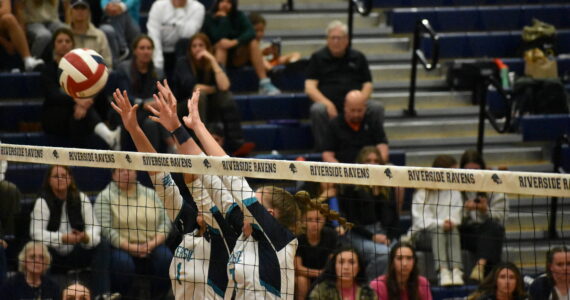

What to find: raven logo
left=289, top=163, right=297, bottom=174
left=491, top=174, right=502, bottom=184
left=203, top=159, right=211, bottom=168
left=125, top=154, right=132, bottom=163
left=384, top=168, right=393, bottom=179
left=52, top=150, right=59, bottom=159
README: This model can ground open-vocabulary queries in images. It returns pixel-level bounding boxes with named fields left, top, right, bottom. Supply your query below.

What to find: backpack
left=512, top=77, right=569, bottom=116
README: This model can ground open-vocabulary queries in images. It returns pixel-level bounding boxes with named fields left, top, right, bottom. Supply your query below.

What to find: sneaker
left=24, top=56, right=44, bottom=72
left=259, top=78, right=281, bottom=95
left=439, top=268, right=453, bottom=286
left=470, top=264, right=484, bottom=282
left=452, top=268, right=465, bottom=286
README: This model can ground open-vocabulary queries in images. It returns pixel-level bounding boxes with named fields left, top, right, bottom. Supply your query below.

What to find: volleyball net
left=0, top=143, right=568, bottom=297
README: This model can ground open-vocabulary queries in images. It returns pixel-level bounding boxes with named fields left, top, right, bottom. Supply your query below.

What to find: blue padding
left=0, top=132, right=46, bottom=146
left=431, top=285, right=478, bottom=299
left=392, top=9, right=437, bottom=33
left=521, top=5, right=567, bottom=29
left=479, top=6, right=521, bottom=31
left=423, top=34, right=469, bottom=58
left=486, top=90, right=509, bottom=117
left=389, top=150, right=406, bottom=166
left=0, top=101, right=42, bottom=131
left=242, top=124, right=279, bottom=151
left=557, top=32, right=570, bottom=54
left=436, top=7, right=480, bottom=32
left=227, top=67, right=258, bottom=93
left=520, top=114, right=570, bottom=141
left=0, top=73, right=42, bottom=98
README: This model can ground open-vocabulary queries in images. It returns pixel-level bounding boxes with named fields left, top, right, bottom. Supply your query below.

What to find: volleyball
left=58, top=48, right=108, bottom=99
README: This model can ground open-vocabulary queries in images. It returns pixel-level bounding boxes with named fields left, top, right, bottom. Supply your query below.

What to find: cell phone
left=474, top=198, right=481, bottom=204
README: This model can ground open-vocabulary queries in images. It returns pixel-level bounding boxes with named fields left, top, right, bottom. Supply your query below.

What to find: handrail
left=347, top=0, right=372, bottom=49
left=475, top=75, right=512, bottom=154
left=405, top=19, right=439, bottom=117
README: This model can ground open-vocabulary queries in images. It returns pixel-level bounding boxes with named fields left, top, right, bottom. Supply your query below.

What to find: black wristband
left=171, top=126, right=191, bottom=144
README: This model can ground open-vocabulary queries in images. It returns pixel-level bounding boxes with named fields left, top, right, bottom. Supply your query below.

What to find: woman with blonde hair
left=0, top=241, right=60, bottom=299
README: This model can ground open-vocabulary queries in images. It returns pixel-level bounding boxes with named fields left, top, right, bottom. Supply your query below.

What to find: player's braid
left=298, top=194, right=353, bottom=230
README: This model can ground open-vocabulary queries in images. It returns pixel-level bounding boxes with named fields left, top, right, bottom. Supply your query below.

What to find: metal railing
left=473, top=75, right=512, bottom=154
left=405, top=19, right=439, bottom=117
left=347, top=0, right=372, bottom=49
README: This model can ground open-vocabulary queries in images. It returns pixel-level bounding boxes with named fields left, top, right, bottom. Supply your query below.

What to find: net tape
left=1, top=143, right=569, bottom=198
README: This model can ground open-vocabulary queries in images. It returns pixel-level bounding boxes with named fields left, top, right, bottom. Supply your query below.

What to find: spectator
left=202, top=0, right=280, bottom=95
left=100, top=0, right=141, bottom=64
left=248, top=12, right=301, bottom=72
left=305, top=20, right=382, bottom=152
left=94, top=168, right=172, bottom=298
left=146, top=0, right=205, bottom=75
left=115, top=34, right=173, bottom=153
left=467, top=262, right=528, bottom=300
left=0, top=139, right=22, bottom=287
left=40, top=27, right=120, bottom=149
left=68, top=0, right=113, bottom=69
left=295, top=201, right=339, bottom=300
left=0, top=241, right=61, bottom=300
left=407, top=155, right=464, bottom=286
left=172, top=33, right=253, bottom=156
left=529, top=246, right=570, bottom=300
left=30, top=165, right=101, bottom=273
left=0, top=0, right=44, bottom=71
left=370, top=242, right=433, bottom=300
left=338, top=146, right=397, bottom=281
left=14, top=0, right=67, bottom=59
left=308, top=246, right=377, bottom=300
left=459, top=149, right=508, bottom=281
left=62, top=282, right=91, bottom=300
left=322, top=90, right=388, bottom=164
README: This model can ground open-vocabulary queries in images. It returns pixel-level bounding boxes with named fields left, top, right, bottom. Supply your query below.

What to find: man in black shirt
left=305, top=20, right=382, bottom=152
left=322, top=90, right=389, bottom=164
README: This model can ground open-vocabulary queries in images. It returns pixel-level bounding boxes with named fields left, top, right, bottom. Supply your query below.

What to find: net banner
left=2, top=143, right=569, bottom=198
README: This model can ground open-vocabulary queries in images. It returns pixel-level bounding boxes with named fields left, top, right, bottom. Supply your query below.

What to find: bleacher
left=1, top=0, right=569, bottom=299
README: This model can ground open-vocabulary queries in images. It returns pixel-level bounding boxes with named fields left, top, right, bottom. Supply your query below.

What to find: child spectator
left=248, top=12, right=300, bottom=72
left=0, top=242, right=60, bottom=300
left=202, top=0, right=280, bottom=95
left=370, top=242, right=433, bottom=300
left=308, top=246, right=377, bottom=300
left=0, top=0, right=44, bottom=71
left=295, top=200, right=340, bottom=300
left=407, top=155, right=464, bottom=286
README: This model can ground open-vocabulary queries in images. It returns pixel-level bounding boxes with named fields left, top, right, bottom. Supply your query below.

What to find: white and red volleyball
left=58, top=48, right=108, bottom=99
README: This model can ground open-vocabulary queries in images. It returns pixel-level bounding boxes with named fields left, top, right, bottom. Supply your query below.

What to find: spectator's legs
left=102, top=13, right=141, bottom=58
left=247, top=39, right=268, bottom=80
left=345, top=231, right=389, bottom=281
left=148, top=244, right=173, bottom=298
left=26, top=22, right=52, bottom=58
left=295, top=275, right=311, bottom=300
left=461, top=221, right=505, bottom=277
left=0, top=180, right=22, bottom=238
left=91, top=240, right=111, bottom=297
left=431, top=227, right=448, bottom=271
left=109, top=248, right=136, bottom=296
left=214, top=45, right=228, bottom=66
left=0, top=14, right=31, bottom=57
left=309, top=102, right=330, bottom=152
left=100, top=24, right=120, bottom=65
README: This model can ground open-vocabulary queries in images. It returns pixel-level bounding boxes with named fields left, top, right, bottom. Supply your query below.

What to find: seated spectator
left=14, top=0, right=67, bottom=59
left=459, top=149, right=508, bottom=281
left=338, top=146, right=397, bottom=281
left=308, top=246, right=377, bottom=300
left=0, top=139, right=22, bottom=287
left=68, top=0, right=113, bottom=69
left=248, top=12, right=301, bottom=72
left=94, top=168, right=172, bottom=298
left=62, top=282, right=91, bottom=300
left=305, top=20, right=383, bottom=153
left=99, top=0, right=141, bottom=64
left=407, top=155, right=464, bottom=286
left=202, top=0, right=280, bottom=95
left=370, top=242, right=433, bottom=300
left=115, top=34, right=173, bottom=153
left=40, top=27, right=120, bottom=149
left=172, top=33, right=253, bottom=155
left=467, top=262, right=528, bottom=300
left=0, top=241, right=61, bottom=300
left=30, top=165, right=100, bottom=273
left=529, top=246, right=569, bottom=300
left=146, top=0, right=205, bottom=76
left=295, top=201, right=339, bottom=300
left=0, top=0, right=44, bottom=71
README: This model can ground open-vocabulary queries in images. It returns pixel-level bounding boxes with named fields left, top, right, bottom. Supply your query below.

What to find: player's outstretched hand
left=148, top=80, right=182, bottom=132
left=182, top=89, right=202, bottom=130
left=111, top=89, right=139, bottom=133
